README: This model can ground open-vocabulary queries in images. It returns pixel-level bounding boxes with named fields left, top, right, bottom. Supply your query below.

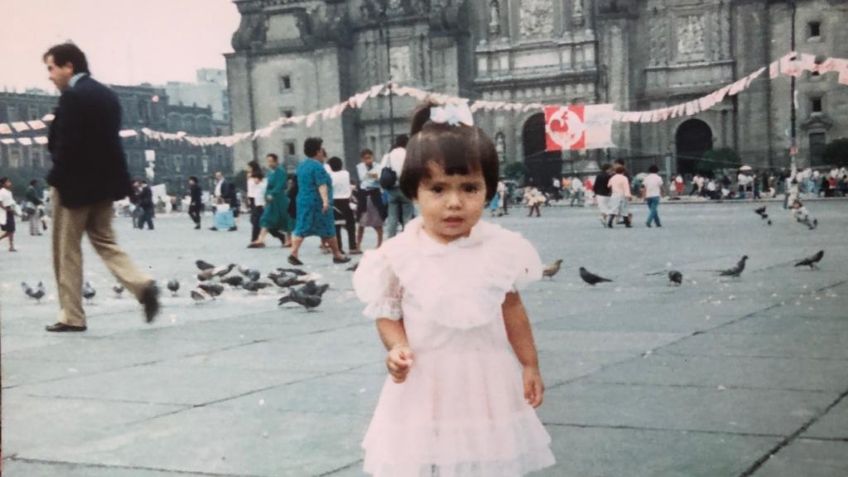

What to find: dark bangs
left=400, top=123, right=499, bottom=201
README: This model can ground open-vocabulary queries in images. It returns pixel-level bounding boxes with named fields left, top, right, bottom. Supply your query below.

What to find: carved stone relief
left=520, top=0, right=555, bottom=39
left=676, top=15, right=705, bottom=61
left=390, top=46, right=412, bottom=83
left=489, top=0, right=501, bottom=35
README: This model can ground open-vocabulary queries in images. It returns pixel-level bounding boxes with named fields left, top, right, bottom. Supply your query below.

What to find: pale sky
left=0, top=0, right=241, bottom=92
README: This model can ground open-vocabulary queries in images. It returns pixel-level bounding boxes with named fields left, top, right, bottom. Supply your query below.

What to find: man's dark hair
left=43, top=43, right=90, bottom=74
left=188, top=176, right=198, bottom=183
left=266, top=153, right=279, bottom=163
left=360, top=148, right=374, bottom=158
left=304, top=137, right=323, bottom=157
left=0, top=177, right=8, bottom=186
left=648, top=165, right=659, bottom=173
left=600, top=163, right=612, bottom=172
left=30, top=179, right=39, bottom=186
left=400, top=103, right=499, bottom=201
left=328, top=156, right=344, bottom=172
left=393, top=134, right=409, bottom=149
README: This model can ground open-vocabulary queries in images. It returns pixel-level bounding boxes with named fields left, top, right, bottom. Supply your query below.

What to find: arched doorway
left=522, top=113, right=562, bottom=188
left=675, top=119, right=713, bottom=175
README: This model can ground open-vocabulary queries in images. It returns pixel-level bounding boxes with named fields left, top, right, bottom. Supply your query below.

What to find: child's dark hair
left=400, top=103, right=498, bottom=201
left=327, top=156, right=344, bottom=172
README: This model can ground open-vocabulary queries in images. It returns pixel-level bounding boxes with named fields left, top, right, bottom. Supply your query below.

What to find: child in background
left=353, top=103, right=554, bottom=477
left=790, top=199, right=818, bottom=230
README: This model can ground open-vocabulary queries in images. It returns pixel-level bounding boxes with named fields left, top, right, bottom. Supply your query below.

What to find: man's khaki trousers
left=52, top=189, right=151, bottom=327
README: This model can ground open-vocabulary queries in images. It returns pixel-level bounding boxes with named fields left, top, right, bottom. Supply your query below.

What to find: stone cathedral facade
left=226, top=0, right=848, bottom=183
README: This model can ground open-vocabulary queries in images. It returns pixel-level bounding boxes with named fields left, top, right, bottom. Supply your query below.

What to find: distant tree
left=701, top=147, right=741, bottom=174
left=822, top=138, right=848, bottom=168
left=503, top=161, right=527, bottom=182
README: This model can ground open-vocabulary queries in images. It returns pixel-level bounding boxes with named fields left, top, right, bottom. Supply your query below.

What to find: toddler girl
left=353, top=103, right=555, bottom=476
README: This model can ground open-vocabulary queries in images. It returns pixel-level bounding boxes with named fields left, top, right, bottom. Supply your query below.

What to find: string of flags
left=1, top=51, right=845, bottom=152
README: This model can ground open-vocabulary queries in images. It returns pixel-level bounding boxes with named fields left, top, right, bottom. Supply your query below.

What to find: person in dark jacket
left=593, top=163, right=613, bottom=226
left=43, top=43, right=159, bottom=332
left=188, top=176, right=202, bottom=229
left=136, top=180, right=154, bottom=230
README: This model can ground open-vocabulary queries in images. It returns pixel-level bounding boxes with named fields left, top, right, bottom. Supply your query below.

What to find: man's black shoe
left=228, top=226, right=238, bottom=231
left=333, top=256, right=351, bottom=264
left=45, top=322, right=87, bottom=332
left=288, top=255, right=304, bottom=266
left=141, top=282, right=161, bottom=323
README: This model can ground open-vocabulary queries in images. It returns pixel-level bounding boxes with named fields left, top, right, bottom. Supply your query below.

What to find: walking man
left=188, top=176, right=202, bottom=229
left=136, top=179, right=155, bottom=230
left=43, top=43, right=159, bottom=332
left=642, top=165, right=664, bottom=228
left=381, top=135, right=415, bottom=238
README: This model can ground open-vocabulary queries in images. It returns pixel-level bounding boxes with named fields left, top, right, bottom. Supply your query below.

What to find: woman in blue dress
left=249, top=153, right=292, bottom=248
left=288, top=137, right=350, bottom=265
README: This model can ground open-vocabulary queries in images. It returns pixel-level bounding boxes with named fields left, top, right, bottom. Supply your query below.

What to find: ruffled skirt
left=362, top=349, right=555, bottom=477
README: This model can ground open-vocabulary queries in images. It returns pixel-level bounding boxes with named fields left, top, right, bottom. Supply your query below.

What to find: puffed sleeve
left=352, top=248, right=403, bottom=320
left=509, top=233, right=544, bottom=291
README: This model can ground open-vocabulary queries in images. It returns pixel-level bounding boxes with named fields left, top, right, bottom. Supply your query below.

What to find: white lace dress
left=353, top=217, right=555, bottom=477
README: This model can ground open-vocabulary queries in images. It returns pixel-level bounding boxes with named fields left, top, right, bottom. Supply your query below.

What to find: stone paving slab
left=539, top=382, right=835, bottom=436
left=802, top=398, right=848, bottom=439
left=581, top=353, right=848, bottom=392
left=751, top=439, right=848, bottom=477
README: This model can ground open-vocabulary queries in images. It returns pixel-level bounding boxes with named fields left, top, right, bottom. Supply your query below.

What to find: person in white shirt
left=245, top=160, right=267, bottom=243
left=327, top=156, right=357, bottom=254
left=569, top=176, right=585, bottom=207
left=641, top=165, right=664, bottom=227
left=0, top=177, right=19, bottom=251
left=355, top=148, right=384, bottom=251
left=381, top=134, right=415, bottom=238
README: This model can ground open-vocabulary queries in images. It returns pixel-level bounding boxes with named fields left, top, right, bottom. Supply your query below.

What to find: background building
left=225, top=0, right=848, bottom=185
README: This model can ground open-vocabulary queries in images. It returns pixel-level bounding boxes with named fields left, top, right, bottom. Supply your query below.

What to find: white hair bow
left=430, top=102, right=474, bottom=127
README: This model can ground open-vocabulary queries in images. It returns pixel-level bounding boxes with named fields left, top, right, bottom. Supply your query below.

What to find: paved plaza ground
left=1, top=199, right=847, bottom=477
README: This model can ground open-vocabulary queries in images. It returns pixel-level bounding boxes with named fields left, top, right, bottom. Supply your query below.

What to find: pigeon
left=82, top=281, right=96, bottom=303
left=579, top=267, right=612, bottom=286
left=542, top=259, right=563, bottom=279
left=794, top=250, right=824, bottom=269
left=212, top=264, right=236, bottom=278
left=242, top=281, right=272, bottom=293
left=167, top=279, right=180, bottom=296
left=276, top=267, right=308, bottom=277
left=221, top=275, right=245, bottom=287
left=299, top=281, right=329, bottom=297
left=719, top=255, right=748, bottom=277
left=239, top=266, right=262, bottom=282
left=278, top=288, right=322, bottom=310
left=346, top=262, right=359, bottom=272
left=198, top=283, right=224, bottom=299
left=190, top=289, right=207, bottom=303
left=112, top=284, right=125, bottom=297
left=668, top=270, right=683, bottom=286
left=195, top=260, right=215, bottom=271
left=21, top=281, right=46, bottom=302
left=273, top=274, right=307, bottom=288
left=754, top=206, right=767, bottom=219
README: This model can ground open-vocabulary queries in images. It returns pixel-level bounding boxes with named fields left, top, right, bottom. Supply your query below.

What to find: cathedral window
left=279, top=75, right=292, bottom=93
left=807, top=21, right=821, bottom=39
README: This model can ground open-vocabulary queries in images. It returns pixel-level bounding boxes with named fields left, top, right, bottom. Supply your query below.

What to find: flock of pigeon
left=539, top=205, right=827, bottom=287
left=21, top=259, right=334, bottom=312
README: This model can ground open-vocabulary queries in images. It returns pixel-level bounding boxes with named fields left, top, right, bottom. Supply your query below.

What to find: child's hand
left=522, top=365, right=545, bottom=408
left=386, top=344, right=414, bottom=383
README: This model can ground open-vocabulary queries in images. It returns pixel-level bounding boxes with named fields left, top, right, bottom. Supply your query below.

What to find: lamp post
left=378, top=7, right=395, bottom=142
left=788, top=0, right=797, bottom=173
